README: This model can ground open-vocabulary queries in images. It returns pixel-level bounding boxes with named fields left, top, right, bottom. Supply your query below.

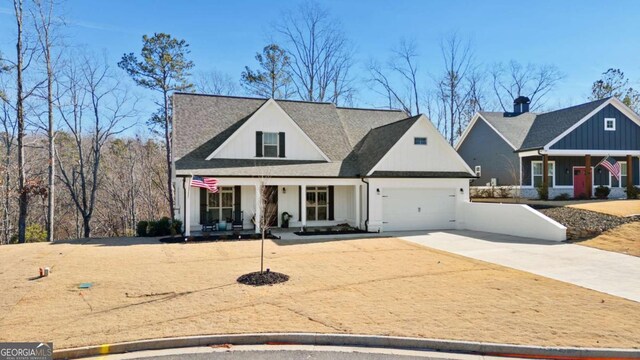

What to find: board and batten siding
left=457, top=119, right=519, bottom=186
left=551, top=104, right=640, bottom=150
left=375, top=117, right=471, bottom=174
left=212, top=100, right=326, bottom=160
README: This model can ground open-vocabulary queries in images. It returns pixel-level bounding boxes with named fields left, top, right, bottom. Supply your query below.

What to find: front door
left=264, top=186, right=278, bottom=227
left=573, top=167, right=586, bottom=198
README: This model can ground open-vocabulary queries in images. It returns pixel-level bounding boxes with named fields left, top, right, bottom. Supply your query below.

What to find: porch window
left=207, top=186, right=234, bottom=222
left=263, top=132, right=278, bottom=157
left=532, top=161, right=554, bottom=187
left=306, top=186, right=328, bottom=221
left=617, top=162, right=628, bottom=187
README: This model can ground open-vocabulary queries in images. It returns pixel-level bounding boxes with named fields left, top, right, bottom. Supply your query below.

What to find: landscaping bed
left=534, top=206, right=639, bottom=240
left=159, top=233, right=280, bottom=243
left=294, top=228, right=370, bottom=236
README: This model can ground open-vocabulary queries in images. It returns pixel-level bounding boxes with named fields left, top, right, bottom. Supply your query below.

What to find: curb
left=52, top=333, right=640, bottom=359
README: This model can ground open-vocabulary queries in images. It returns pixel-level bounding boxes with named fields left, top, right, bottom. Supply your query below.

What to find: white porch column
left=254, top=184, right=262, bottom=234
left=300, top=185, right=307, bottom=229
left=354, top=184, right=360, bottom=229
left=183, top=177, right=191, bottom=236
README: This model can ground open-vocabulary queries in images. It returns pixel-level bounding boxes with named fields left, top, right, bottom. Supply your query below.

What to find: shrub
left=138, top=217, right=183, bottom=237
left=10, top=224, right=48, bottom=243
left=625, top=186, right=640, bottom=199
left=595, top=185, right=610, bottom=199
left=497, top=186, right=511, bottom=198
left=535, top=185, right=548, bottom=200
left=553, top=193, right=571, bottom=201
left=136, top=221, right=148, bottom=237
left=171, top=219, right=183, bottom=235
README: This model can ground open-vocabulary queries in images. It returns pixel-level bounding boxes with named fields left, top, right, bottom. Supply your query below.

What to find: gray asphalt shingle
left=474, top=98, right=611, bottom=151
left=173, top=93, right=414, bottom=177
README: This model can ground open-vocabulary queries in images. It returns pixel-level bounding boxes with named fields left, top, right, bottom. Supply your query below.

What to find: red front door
left=573, top=167, right=586, bottom=198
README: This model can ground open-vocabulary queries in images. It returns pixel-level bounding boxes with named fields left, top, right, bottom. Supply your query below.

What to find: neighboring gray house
left=456, top=96, right=640, bottom=199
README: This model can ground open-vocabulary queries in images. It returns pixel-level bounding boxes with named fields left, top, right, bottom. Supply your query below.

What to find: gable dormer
left=207, top=99, right=329, bottom=161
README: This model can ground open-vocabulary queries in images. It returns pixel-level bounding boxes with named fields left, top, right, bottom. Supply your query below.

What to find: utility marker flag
left=597, top=156, right=621, bottom=181
left=191, top=176, right=219, bottom=193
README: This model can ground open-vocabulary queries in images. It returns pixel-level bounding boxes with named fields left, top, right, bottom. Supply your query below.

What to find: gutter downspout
left=360, top=177, right=369, bottom=232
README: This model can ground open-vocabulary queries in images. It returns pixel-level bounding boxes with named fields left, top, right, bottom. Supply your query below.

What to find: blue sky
left=1, top=0, right=639, bottom=117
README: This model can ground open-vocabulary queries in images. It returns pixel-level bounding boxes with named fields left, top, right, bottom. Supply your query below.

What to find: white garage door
left=382, top=188, right=456, bottom=231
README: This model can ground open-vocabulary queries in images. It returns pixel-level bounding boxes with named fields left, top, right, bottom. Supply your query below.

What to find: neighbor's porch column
left=254, top=184, right=262, bottom=234
left=354, top=184, right=361, bottom=229
left=300, top=185, right=307, bottom=229
left=627, top=155, right=634, bottom=191
left=183, top=177, right=191, bottom=236
left=542, top=154, right=549, bottom=199
left=585, top=154, right=592, bottom=198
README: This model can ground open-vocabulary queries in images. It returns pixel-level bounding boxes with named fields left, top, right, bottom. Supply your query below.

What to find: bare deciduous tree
left=491, top=60, right=564, bottom=112
left=32, top=0, right=61, bottom=242
left=195, top=69, right=239, bottom=96
left=276, top=1, right=354, bottom=105
left=436, top=34, right=474, bottom=145
left=368, top=39, right=420, bottom=115
left=55, top=55, right=137, bottom=237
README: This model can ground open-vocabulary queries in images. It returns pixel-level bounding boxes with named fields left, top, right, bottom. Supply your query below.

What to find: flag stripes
left=190, top=176, right=219, bottom=193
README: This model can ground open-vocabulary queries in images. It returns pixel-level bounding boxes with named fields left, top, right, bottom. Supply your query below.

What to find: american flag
left=597, top=156, right=621, bottom=181
left=190, top=176, right=219, bottom=193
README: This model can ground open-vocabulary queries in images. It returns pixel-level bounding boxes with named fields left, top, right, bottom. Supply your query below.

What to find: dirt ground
left=578, top=222, right=640, bottom=257
left=568, top=199, right=640, bottom=217
left=1, top=237, right=639, bottom=350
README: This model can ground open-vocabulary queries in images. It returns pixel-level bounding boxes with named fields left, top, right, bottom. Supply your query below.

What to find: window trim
left=474, top=165, right=481, bottom=177
left=531, top=160, right=555, bottom=187
left=306, top=186, right=328, bottom=221
left=207, top=186, right=234, bottom=222
left=604, top=117, right=616, bottom=131
left=611, top=161, right=627, bottom=188
left=262, top=132, right=279, bottom=158
left=414, top=137, right=427, bottom=145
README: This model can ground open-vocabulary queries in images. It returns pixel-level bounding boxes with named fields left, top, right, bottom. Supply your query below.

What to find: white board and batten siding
left=366, top=115, right=474, bottom=232
left=210, top=100, right=326, bottom=161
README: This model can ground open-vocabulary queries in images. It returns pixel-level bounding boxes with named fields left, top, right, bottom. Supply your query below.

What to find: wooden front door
left=264, top=186, right=278, bottom=227
left=573, top=167, right=586, bottom=198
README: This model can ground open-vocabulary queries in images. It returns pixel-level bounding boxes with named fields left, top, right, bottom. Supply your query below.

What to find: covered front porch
left=175, top=177, right=364, bottom=236
left=518, top=150, right=640, bottom=199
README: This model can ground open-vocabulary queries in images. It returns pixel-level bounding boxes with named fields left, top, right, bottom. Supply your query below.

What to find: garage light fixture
left=459, top=188, right=464, bottom=194
left=376, top=188, right=380, bottom=195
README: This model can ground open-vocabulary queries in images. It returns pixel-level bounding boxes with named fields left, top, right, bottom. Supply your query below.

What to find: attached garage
left=381, top=188, right=457, bottom=231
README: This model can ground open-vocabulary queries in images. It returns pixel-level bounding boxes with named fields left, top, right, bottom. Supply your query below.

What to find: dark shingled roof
left=473, top=98, right=611, bottom=151
left=478, top=111, right=536, bottom=149
left=350, top=115, right=422, bottom=175
left=173, top=93, right=414, bottom=177
left=519, top=98, right=609, bottom=150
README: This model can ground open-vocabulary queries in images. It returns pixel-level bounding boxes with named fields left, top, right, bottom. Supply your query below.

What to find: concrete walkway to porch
left=397, top=230, right=640, bottom=303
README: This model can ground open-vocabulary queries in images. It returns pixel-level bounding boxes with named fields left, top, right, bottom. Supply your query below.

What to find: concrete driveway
left=397, top=230, right=640, bottom=303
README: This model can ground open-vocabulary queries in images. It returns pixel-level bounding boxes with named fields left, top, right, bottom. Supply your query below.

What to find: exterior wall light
left=376, top=188, right=380, bottom=195
left=282, top=187, right=286, bottom=194
left=459, top=188, right=464, bottom=194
